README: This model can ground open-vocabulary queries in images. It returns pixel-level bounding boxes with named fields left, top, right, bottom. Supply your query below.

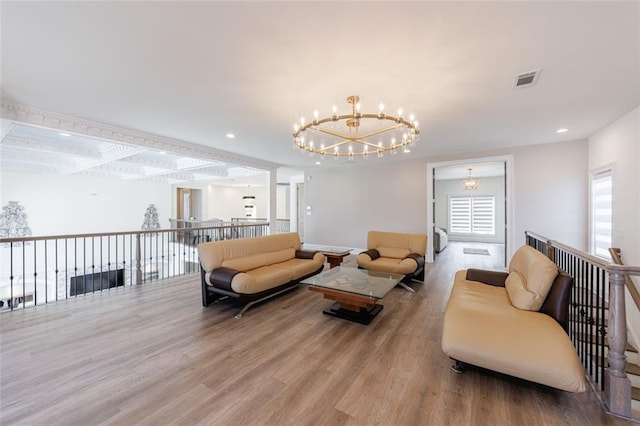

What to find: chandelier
left=292, top=95, right=420, bottom=159
left=461, top=168, right=479, bottom=190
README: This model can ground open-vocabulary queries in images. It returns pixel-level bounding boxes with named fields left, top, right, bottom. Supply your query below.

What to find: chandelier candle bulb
left=292, top=95, right=420, bottom=159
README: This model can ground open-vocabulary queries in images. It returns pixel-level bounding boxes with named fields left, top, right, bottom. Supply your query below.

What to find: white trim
left=1, top=102, right=279, bottom=172
left=426, top=155, right=514, bottom=264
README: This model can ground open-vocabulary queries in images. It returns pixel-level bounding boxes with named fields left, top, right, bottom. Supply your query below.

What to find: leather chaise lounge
left=198, top=232, right=325, bottom=317
left=441, top=245, right=587, bottom=392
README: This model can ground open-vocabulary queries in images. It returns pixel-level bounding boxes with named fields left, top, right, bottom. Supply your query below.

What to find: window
left=590, top=169, right=613, bottom=259
left=450, top=196, right=495, bottom=235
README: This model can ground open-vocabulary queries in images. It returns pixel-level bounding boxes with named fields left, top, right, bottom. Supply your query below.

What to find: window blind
left=449, top=196, right=495, bottom=235
left=591, top=170, right=612, bottom=259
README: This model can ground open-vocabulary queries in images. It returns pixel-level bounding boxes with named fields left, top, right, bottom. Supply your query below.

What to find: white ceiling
left=1, top=123, right=269, bottom=186
left=435, top=162, right=505, bottom=181
left=1, top=2, right=638, bottom=173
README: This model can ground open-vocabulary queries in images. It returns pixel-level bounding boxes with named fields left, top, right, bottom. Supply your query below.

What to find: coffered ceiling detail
left=0, top=118, right=270, bottom=186
left=0, top=103, right=277, bottom=186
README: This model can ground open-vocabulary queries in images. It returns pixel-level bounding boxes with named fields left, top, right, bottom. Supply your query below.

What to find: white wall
left=589, top=106, right=639, bottom=265
left=510, top=140, right=588, bottom=250
left=303, top=139, right=588, bottom=252
left=277, top=184, right=290, bottom=219
left=435, top=176, right=505, bottom=244
left=304, top=160, right=429, bottom=249
left=0, top=171, right=172, bottom=235
left=588, top=106, right=640, bottom=349
left=206, top=185, right=268, bottom=220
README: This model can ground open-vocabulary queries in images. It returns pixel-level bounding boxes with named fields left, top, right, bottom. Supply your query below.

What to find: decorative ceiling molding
left=189, top=165, right=230, bottom=177
left=1, top=102, right=279, bottom=172
left=119, top=154, right=180, bottom=169
left=1, top=134, right=102, bottom=158
left=1, top=161, right=64, bottom=175
left=71, top=145, right=148, bottom=175
left=93, top=162, right=147, bottom=177
left=1, top=148, right=77, bottom=171
left=78, top=168, right=172, bottom=183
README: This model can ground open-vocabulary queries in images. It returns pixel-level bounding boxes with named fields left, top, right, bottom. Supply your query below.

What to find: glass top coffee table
left=302, top=267, right=405, bottom=325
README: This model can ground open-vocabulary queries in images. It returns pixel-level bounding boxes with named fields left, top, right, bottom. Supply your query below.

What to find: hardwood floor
left=0, top=242, right=631, bottom=425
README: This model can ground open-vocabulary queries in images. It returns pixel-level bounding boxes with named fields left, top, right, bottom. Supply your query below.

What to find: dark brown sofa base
left=201, top=265, right=324, bottom=318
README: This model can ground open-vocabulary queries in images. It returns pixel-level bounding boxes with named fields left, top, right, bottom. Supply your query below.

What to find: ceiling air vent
left=514, top=69, right=542, bottom=89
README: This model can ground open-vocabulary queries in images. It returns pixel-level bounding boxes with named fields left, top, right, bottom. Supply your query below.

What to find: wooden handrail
left=609, top=247, right=640, bottom=313
left=0, top=223, right=270, bottom=244
left=526, top=231, right=635, bottom=417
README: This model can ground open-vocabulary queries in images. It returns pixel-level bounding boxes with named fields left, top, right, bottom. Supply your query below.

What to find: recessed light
left=556, top=128, right=568, bottom=134
left=59, top=132, right=70, bottom=137
left=403, top=148, right=411, bottom=153
left=226, top=133, right=235, bottom=139
left=315, top=161, right=321, bottom=165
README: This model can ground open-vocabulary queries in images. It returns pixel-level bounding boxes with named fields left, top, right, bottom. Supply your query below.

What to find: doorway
left=426, top=155, right=513, bottom=265
left=176, top=188, right=203, bottom=222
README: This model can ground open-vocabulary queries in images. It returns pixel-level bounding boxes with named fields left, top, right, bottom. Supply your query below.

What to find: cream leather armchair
left=356, top=230, right=427, bottom=292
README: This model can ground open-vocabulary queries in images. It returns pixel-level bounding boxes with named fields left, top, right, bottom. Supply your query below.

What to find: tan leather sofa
left=198, top=232, right=325, bottom=317
left=441, top=245, right=587, bottom=392
left=356, top=230, right=427, bottom=292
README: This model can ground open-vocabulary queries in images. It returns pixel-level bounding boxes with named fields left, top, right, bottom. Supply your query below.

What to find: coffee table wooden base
left=308, top=286, right=384, bottom=325
left=324, top=253, right=349, bottom=269
left=322, top=301, right=383, bottom=325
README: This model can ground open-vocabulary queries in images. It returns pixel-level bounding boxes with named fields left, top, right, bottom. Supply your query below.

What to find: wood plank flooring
left=0, top=241, right=632, bottom=425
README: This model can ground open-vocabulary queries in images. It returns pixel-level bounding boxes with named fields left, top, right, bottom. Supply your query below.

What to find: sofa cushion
left=272, top=252, right=325, bottom=280
left=505, top=246, right=558, bottom=311
left=231, top=266, right=293, bottom=294
left=222, top=252, right=270, bottom=272
left=358, top=257, right=416, bottom=275
left=223, top=248, right=296, bottom=271
left=377, top=246, right=411, bottom=259
left=367, top=231, right=427, bottom=256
